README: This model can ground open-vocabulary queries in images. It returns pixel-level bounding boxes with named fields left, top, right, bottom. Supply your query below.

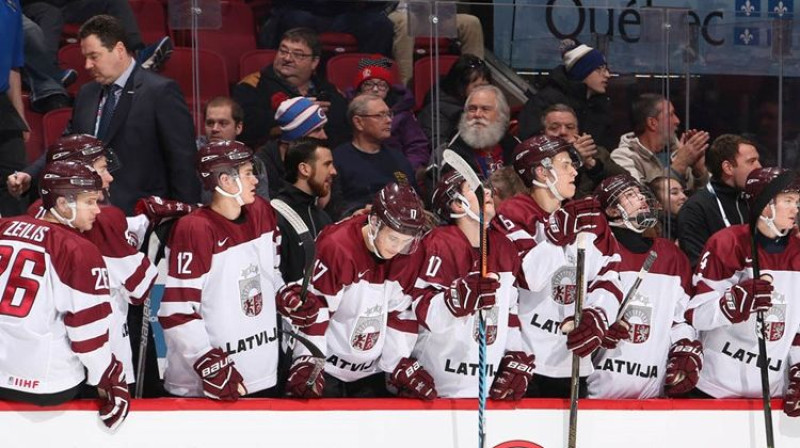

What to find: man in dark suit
left=8, top=14, right=199, bottom=214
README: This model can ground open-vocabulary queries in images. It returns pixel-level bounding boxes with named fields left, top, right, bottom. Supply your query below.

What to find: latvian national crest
left=472, top=306, right=499, bottom=345
left=758, top=292, right=786, bottom=341
left=551, top=265, right=577, bottom=305
left=624, top=293, right=652, bottom=344
left=239, top=264, right=263, bottom=317
left=351, top=304, right=383, bottom=351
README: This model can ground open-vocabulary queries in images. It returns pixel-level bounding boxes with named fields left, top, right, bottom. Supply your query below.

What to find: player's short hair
left=78, top=15, right=129, bottom=53
left=205, top=96, right=244, bottom=125
left=284, top=137, right=328, bottom=184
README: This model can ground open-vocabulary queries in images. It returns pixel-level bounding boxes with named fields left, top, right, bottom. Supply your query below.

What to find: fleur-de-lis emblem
left=742, top=0, right=756, bottom=15
left=775, top=1, right=789, bottom=16
left=740, top=28, right=755, bottom=44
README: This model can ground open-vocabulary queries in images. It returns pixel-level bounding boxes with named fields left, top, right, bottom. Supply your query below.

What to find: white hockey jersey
left=0, top=216, right=114, bottom=394
left=295, top=215, right=419, bottom=383
left=159, top=197, right=283, bottom=396
left=688, top=224, right=800, bottom=398
left=493, top=194, right=623, bottom=378
left=587, top=236, right=695, bottom=398
left=411, top=225, right=524, bottom=398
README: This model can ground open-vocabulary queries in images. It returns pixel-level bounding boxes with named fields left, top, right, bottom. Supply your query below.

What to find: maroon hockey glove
left=544, top=197, right=602, bottom=246
left=719, top=278, right=773, bottom=324
left=785, top=364, right=800, bottom=417
left=489, top=351, right=535, bottom=401
left=561, top=307, right=608, bottom=358
left=285, top=356, right=325, bottom=398
left=444, top=271, right=500, bottom=318
left=193, top=348, right=247, bottom=401
left=97, top=355, right=130, bottom=431
left=276, top=283, right=322, bottom=328
left=601, top=319, right=631, bottom=349
left=390, top=357, right=438, bottom=400
left=664, top=338, right=703, bottom=397
left=134, top=195, right=197, bottom=227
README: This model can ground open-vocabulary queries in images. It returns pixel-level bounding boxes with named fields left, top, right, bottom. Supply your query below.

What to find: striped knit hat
left=274, top=97, right=327, bottom=142
left=561, top=39, right=606, bottom=81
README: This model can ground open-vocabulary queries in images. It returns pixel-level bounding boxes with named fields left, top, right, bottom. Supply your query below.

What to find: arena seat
left=239, top=49, right=276, bottom=79
left=413, top=55, right=459, bottom=111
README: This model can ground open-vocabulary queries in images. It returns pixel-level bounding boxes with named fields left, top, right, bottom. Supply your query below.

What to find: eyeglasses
left=358, top=111, right=394, bottom=120
left=361, top=80, right=389, bottom=91
left=277, top=47, right=315, bottom=61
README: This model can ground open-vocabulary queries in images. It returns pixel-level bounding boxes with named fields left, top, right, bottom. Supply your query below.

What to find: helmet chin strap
left=50, top=201, right=78, bottom=229
left=608, top=205, right=647, bottom=234
left=760, top=202, right=790, bottom=238
left=366, top=218, right=387, bottom=260
left=215, top=176, right=245, bottom=206
left=532, top=167, right=564, bottom=201
left=450, top=194, right=481, bottom=223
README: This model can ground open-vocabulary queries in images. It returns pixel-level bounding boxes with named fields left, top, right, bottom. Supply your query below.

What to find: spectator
left=541, top=103, right=627, bottom=198
left=417, top=53, right=491, bottom=149
left=649, top=175, right=687, bottom=242
left=348, top=57, right=430, bottom=172
left=489, top=165, right=527, bottom=210
left=0, top=0, right=28, bottom=217
left=332, top=94, right=416, bottom=217
left=677, top=134, right=761, bottom=268
left=387, top=2, right=485, bottom=85
left=234, top=27, right=348, bottom=148
left=256, top=96, right=328, bottom=197
left=432, top=85, right=517, bottom=180
left=611, top=93, right=710, bottom=191
left=202, top=96, right=244, bottom=143
left=517, top=39, right=615, bottom=150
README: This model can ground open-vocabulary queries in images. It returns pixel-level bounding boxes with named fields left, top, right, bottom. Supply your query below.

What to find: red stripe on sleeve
left=64, top=302, right=111, bottom=328
left=71, top=332, right=109, bottom=353
left=588, top=280, right=622, bottom=302
left=158, top=312, right=202, bottom=330
left=162, top=287, right=202, bottom=303
left=124, top=260, right=152, bottom=297
left=509, top=314, right=521, bottom=328
left=793, top=334, right=800, bottom=347
left=387, top=312, right=417, bottom=334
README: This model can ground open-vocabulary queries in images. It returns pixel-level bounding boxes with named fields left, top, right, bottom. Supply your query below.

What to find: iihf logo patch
left=550, top=265, right=576, bottom=305
left=238, top=264, right=263, bottom=317
left=351, top=304, right=383, bottom=351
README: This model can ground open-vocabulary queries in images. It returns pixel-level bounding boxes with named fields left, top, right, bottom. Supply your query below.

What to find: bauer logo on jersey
left=623, top=296, right=652, bottom=344
left=472, top=306, right=499, bottom=345
left=239, top=264, right=263, bottom=317
left=351, top=304, right=383, bottom=351
left=757, top=293, right=786, bottom=342
left=550, top=265, right=577, bottom=305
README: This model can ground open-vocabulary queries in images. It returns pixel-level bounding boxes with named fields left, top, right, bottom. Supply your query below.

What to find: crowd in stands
left=4, top=0, right=800, bottom=434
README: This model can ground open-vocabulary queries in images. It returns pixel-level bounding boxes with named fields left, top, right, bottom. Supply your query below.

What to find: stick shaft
left=134, top=296, right=150, bottom=399
left=750, top=233, right=775, bottom=448
left=567, top=237, right=587, bottom=448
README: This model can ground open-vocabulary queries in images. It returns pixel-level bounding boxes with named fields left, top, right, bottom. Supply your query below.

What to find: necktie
left=96, top=84, right=121, bottom=140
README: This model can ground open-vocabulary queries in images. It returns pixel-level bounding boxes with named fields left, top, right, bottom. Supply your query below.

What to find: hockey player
left=586, top=174, right=700, bottom=398
left=0, top=161, right=129, bottom=430
left=29, top=134, right=161, bottom=394
left=158, top=140, right=321, bottom=400
left=493, top=134, right=623, bottom=397
left=411, top=171, right=534, bottom=399
left=687, top=167, right=800, bottom=417
left=286, top=183, right=437, bottom=399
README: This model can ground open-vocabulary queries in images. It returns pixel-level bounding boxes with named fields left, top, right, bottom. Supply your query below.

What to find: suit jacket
left=68, top=64, right=200, bottom=214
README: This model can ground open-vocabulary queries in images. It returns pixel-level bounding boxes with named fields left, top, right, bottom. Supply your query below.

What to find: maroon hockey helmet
left=430, top=170, right=467, bottom=223
left=594, top=174, right=659, bottom=231
left=46, top=134, right=120, bottom=171
left=40, top=160, right=104, bottom=209
left=196, top=140, right=255, bottom=191
left=745, top=167, right=800, bottom=224
left=371, top=182, right=428, bottom=236
left=512, top=135, right=580, bottom=187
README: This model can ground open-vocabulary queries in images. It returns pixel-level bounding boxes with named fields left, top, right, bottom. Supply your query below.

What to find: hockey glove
left=601, top=319, right=631, bottom=349
left=444, top=271, right=499, bottom=318
left=561, top=307, right=608, bottom=358
left=193, top=348, right=247, bottom=401
left=489, top=351, right=535, bottom=401
left=663, top=338, right=703, bottom=397
left=276, top=283, right=322, bottom=328
left=97, top=355, right=130, bottom=431
left=785, top=364, right=800, bottom=417
left=285, top=356, right=325, bottom=398
left=134, top=195, right=197, bottom=228
left=719, top=278, right=773, bottom=324
left=389, top=357, right=437, bottom=400
left=544, top=197, right=602, bottom=246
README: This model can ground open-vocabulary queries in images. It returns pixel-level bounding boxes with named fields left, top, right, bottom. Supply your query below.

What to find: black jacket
left=677, top=179, right=749, bottom=268
left=274, top=184, right=332, bottom=283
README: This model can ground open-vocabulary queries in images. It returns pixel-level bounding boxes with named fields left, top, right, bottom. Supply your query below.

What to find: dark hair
left=281, top=27, right=321, bottom=58
left=631, top=93, right=666, bottom=136
left=705, top=134, right=756, bottom=180
left=205, top=96, right=244, bottom=125
left=284, top=137, right=328, bottom=184
left=441, top=54, right=492, bottom=101
left=78, top=15, right=129, bottom=52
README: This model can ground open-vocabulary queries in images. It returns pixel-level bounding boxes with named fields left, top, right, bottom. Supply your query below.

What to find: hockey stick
left=277, top=328, right=326, bottom=388
left=442, top=149, right=488, bottom=448
left=614, top=250, right=658, bottom=322
left=750, top=226, right=775, bottom=448
left=567, top=233, right=587, bottom=448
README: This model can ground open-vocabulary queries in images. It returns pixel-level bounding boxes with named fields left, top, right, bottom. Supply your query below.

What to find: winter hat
left=561, top=39, right=606, bottom=81
left=274, top=96, right=327, bottom=142
left=354, top=56, right=394, bottom=89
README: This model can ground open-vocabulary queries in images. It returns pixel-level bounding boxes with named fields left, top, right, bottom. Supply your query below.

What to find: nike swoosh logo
left=358, top=270, right=369, bottom=279
left=218, top=238, right=229, bottom=247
